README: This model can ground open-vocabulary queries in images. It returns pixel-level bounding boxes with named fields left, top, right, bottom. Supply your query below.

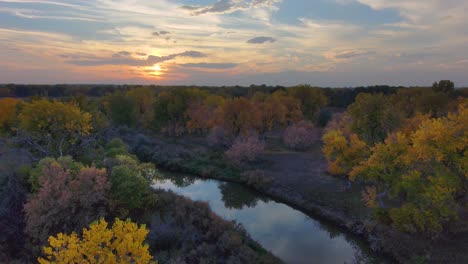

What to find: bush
left=225, top=136, right=264, bottom=165
left=24, top=159, right=109, bottom=244
left=283, top=120, right=319, bottom=151
left=206, top=126, right=231, bottom=148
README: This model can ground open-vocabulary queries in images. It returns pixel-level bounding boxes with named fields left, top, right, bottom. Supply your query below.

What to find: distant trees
left=38, top=218, right=156, bottom=264
left=152, top=88, right=208, bottom=134
left=0, top=98, right=21, bottom=134
left=288, top=85, right=328, bottom=122
left=432, top=80, right=455, bottom=94
left=105, top=92, right=138, bottom=127
left=18, top=99, right=92, bottom=157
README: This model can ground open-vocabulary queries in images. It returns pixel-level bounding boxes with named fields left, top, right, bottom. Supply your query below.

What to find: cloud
left=180, top=0, right=279, bottom=16
left=67, top=50, right=207, bottom=67
left=181, top=62, right=238, bottom=69
left=324, top=49, right=375, bottom=61
left=247, top=36, right=276, bottom=44
left=112, top=51, right=131, bottom=57
left=152, top=30, right=171, bottom=36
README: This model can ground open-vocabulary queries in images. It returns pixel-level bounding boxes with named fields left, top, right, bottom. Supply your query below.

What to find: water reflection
left=153, top=174, right=387, bottom=264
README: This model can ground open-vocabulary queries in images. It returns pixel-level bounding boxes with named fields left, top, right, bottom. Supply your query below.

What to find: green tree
left=105, top=92, right=138, bottom=127
left=288, top=85, right=328, bottom=122
left=348, top=93, right=403, bottom=145
left=432, top=80, right=455, bottom=94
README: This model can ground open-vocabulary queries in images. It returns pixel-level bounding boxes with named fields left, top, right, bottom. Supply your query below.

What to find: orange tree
left=0, top=97, right=21, bottom=134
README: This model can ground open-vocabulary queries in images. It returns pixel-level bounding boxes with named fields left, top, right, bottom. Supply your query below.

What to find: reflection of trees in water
left=306, top=215, right=387, bottom=264
left=218, top=182, right=269, bottom=210
left=165, top=174, right=197, bottom=188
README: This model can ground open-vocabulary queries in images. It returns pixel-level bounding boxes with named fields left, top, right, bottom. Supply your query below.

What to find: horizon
left=1, top=0, right=467, bottom=86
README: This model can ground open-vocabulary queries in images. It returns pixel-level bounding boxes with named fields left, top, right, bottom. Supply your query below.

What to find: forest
left=0, top=81, right=467, bottom=263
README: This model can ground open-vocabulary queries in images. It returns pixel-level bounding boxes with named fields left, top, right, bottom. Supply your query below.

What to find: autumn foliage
left=323, top=97, right=468, bottom=235
left=24, top=158, right=109, bottom=244
left=225, top=135, right=265, bottom=165
left=0, top=98, right=21, bottom=133
left=38, top=218, right=156, bottom=264
left=18, top=99, right=92, bottom=157
left=283, top=120, right=319, bottom=150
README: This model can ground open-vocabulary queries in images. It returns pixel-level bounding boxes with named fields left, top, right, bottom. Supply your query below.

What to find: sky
left=0, top=0, right=467, bottom=86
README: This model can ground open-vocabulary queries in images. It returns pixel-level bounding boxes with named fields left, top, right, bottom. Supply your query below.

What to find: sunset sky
left=1, top=0, right=467, bottom=86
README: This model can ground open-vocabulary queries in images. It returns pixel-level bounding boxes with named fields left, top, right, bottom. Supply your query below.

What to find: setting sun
left=153, top=64, right=161, bottom=72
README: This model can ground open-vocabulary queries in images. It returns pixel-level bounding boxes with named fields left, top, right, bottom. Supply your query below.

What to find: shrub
left=24, top=159, right=109, bottom=244
left=283, top=120, right=318, bottom=151
left=225, top=136, right=264, bottom=165
left=206, top=126, right=231, bottom=148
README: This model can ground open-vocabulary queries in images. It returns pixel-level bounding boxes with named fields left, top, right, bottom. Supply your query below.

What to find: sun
left=153, top=64, right=161, bottom=72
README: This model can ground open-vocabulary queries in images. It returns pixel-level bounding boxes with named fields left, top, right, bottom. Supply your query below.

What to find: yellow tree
left=38, top=218, right=157, bottom=264
left=0, top=97, right=21, bottom=133
left=18, top=99, right=92, bottom=157
left=322, top=130, right=370, bottom=177
left=351, top=103, right=467, bottom=234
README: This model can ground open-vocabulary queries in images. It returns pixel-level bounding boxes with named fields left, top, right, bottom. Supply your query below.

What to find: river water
left=153, top=173, right=388, bottom=264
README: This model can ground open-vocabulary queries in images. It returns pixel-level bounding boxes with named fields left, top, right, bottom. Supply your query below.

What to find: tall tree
left=18, top=99, right=92, bottom=157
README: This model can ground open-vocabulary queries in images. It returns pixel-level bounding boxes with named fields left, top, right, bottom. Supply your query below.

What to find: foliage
left=288, top=85, right=328, bottom=122
left=350, top=103, right=467, bottom=234
left=186, top=95, right=224, bottom=133
left=24, top=158, right=109, bottom=244
left=0, top=98, right=21, bottom=134
left=106, top=155, right=158, bottom=214
left=105, top=92, right=138, bottom=127
left=38, top=218, right=156, bottom=264
left=432, top=80, right=455, bottom=94
left=348, top=93, right=404, bottom=145
left=127, top=87, right=156, bottom=127
left=152, top=88, right=208, bottom=132
left=283, top=120, right=319, bottom=151
left=18, top=99, right=92, bottom=157
left=322, top=130, right=370, bottom=177
left=219, top=97, right=261, bottom=136
left=391, top=88, right=450, bottom=118
left=104, top=138, right=129, bottom=158
left=225, top=135, right=265, bottom=165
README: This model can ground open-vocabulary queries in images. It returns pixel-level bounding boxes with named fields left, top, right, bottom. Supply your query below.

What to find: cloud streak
left=67, top=51, right=207, bottom=67
left=180, top=0, right=280, bottom=16
left=247, top=36, right=276, bottom=44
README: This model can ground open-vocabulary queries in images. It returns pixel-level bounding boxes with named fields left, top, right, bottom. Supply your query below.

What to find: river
left=153, top=173, right=388, bottom=264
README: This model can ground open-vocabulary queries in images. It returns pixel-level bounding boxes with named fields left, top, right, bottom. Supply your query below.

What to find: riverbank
left=119, top=129, right=468, bottom=264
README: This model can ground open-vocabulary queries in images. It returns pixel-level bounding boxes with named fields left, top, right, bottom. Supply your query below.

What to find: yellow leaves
left=361, top=186, right=378, bottom=208
left=19, top=99, right=93, bottom=135
left=39, top=218, right=157, bottom=264
left=322, top=130, right=370, bottom=178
